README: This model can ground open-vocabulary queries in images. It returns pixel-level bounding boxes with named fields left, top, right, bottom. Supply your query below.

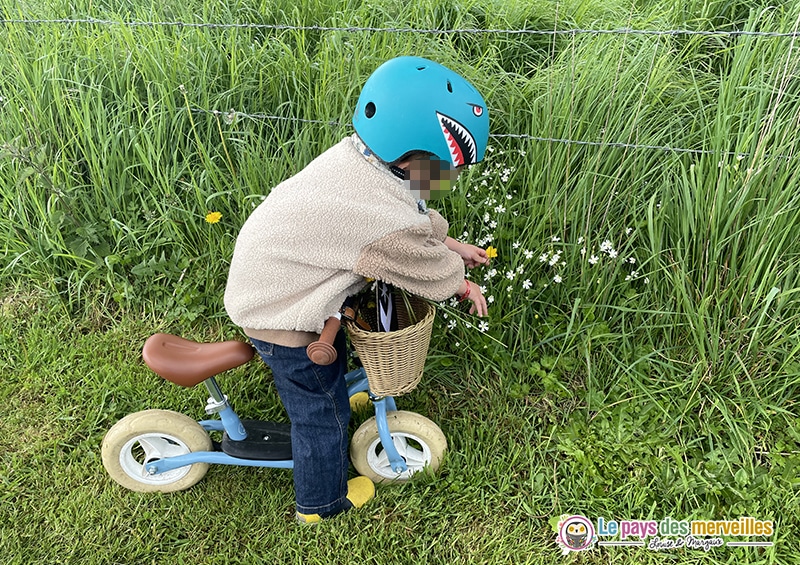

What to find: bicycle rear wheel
left=102, top=409, right=213, bottom=493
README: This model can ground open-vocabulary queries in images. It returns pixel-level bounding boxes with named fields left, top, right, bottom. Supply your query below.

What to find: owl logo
left=565, top=520, right=589, bottom=548
left=557, top=515, right=596, bottom=553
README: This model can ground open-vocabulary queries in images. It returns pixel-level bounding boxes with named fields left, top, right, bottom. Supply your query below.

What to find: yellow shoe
left=296, top=512, right=322, bottom=524
left=345, top=476, right=375, bottom=509
left=295, top=477, right=375, bottom=524
left=349, top=391, right=371, bottom=413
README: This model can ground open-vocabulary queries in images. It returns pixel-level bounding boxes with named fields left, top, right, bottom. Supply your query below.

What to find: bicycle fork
left=346, top=367, right=408, bottom=475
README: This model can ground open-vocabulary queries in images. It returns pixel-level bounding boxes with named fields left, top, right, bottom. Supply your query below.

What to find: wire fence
left=4, top=16, right=800, bottom=160
left=2, top=17, right=800, bottom=38
left=189, top=108, right=741, bottom=158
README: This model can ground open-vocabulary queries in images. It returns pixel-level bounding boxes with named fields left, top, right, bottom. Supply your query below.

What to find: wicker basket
left=346, top=294, right=435, bottom=397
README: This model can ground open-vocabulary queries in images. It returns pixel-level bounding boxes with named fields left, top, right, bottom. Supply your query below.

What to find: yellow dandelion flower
left=205, top=211, right=222, bottom=224
left=485, top=245, right=498, bottom=259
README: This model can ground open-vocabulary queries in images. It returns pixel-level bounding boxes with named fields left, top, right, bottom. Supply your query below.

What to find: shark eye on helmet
left=352, top=56, right=489, bottom=168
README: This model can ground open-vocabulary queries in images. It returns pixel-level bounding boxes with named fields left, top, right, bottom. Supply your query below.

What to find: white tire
left=101, top=409, right=213, bottom=492
left=350, top=410, right=447, bottom=483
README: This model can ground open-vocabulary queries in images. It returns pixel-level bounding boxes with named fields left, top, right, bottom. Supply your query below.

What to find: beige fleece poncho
left=224, top=135, right=465, bottom=347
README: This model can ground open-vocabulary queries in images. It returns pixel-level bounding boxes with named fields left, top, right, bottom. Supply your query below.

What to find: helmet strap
left=389, top=165, right=407, bottom=180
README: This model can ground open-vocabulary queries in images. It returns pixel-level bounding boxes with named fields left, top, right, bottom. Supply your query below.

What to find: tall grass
left=2, top=0, right=800, bottom=561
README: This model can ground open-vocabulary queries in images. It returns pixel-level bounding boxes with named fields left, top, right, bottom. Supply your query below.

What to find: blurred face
left=403, top=158, right=461, bottom=200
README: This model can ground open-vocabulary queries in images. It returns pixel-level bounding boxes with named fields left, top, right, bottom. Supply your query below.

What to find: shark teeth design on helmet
left=437, top=112, right=477, bottom=167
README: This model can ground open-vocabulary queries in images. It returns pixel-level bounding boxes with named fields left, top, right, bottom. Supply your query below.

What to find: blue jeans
left=250, top=331, right=352, bottom=516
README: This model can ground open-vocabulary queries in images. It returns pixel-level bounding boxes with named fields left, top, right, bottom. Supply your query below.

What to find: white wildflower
left=479, top=321, right=489, bottom=332
left=553, top=275, right=563, bottom=283
left=589, top=255, right=599, bottom=265
left=522, top=279, right=532, bottom=290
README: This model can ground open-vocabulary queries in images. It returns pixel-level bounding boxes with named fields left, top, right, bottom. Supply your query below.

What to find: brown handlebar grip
left=306, top=316, right=341, bottom=365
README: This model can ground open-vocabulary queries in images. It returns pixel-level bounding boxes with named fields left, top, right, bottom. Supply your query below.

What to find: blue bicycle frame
left=144, top=367, right=409, bottom=477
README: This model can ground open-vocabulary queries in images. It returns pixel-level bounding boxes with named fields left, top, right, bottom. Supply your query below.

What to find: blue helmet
left=352, top=56, right=489, bottom=167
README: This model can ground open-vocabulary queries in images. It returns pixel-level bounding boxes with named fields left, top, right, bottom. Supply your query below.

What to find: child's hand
left=457, top=280, right=488, bottom=317
left=460, top=244, right=490, bottom=268
left=445, top=238, right=491, bottom=268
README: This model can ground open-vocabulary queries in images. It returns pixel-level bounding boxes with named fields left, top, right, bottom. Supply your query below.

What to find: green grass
left=2, top=0, right=800, bottom=562
left=3, top=287, right=795, bottom=564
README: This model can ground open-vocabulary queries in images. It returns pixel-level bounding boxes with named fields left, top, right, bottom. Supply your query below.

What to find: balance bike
left=101, top=333, right=447, bottom=492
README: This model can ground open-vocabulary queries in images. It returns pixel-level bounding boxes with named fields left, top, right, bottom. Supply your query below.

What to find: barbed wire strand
left=192, top=108, right=782, bottom=160
left=2, top=18, right=800, bottom=38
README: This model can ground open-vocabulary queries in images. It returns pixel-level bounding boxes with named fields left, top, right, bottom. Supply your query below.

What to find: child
left=224, top=56, right=490, bottom=522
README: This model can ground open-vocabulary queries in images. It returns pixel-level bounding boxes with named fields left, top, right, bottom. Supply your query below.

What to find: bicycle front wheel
left=350, top=410, right=447, bottom=483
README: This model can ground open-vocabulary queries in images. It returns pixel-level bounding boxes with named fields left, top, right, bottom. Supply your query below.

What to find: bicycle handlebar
left=306, top=315, right=341, bottom=365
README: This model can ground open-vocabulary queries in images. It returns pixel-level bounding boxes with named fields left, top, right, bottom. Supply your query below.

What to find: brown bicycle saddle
left=142, top=333, right=255, bottom=387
